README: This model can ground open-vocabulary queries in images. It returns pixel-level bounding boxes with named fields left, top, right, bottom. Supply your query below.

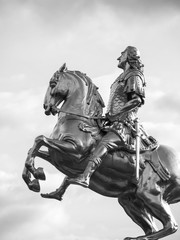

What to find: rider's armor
left=106, top=69, right=157, bottom=152
left=107, top=69, right=145, bottom=120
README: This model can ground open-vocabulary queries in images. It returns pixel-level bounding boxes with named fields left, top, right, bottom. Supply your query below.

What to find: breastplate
left=107, top=74, right=127, bottom=115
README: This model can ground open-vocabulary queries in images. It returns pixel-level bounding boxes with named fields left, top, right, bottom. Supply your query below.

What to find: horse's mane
left=71, top=70, right=105, bottom=117
left=55, top=63, right=105, bottom=117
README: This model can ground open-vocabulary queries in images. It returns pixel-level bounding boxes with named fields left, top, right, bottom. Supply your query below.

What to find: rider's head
left=117, top=46, right=144, bottom=72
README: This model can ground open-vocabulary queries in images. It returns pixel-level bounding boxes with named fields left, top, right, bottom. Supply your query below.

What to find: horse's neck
left=61, top=84, right=87, bottom=116
left=60, top=77, right=102, bottom=118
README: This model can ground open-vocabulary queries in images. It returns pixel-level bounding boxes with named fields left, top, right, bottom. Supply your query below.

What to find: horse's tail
left=164, top=177, right=180, bottom=204
left=157, top=145, right=180, bottom=204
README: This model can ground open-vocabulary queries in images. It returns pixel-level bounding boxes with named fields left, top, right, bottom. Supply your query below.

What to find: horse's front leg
left=23, top=135, right=52, bottom=192
left=23, top=134, right=71, bottom=192
left=22, top=166, right=41, bottom=192
left=25, top=135, right=47, bottom=180
left=23, top=134, right=81, bottom=194
left=41, top=176, right=70, bottom=201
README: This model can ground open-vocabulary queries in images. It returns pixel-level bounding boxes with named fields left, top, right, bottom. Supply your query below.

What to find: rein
left=54, top=107, right=104, bottom=120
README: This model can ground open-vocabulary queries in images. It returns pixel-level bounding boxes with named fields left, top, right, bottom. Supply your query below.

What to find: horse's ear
left=59, top=63, right=67, bottom=72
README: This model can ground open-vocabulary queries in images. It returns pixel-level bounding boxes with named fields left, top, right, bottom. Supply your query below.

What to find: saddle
left=103, top=120, right=158, bottom=153
left=79, top=121, right=170, bottom=182
left=78, top=120, right=158, bottom=153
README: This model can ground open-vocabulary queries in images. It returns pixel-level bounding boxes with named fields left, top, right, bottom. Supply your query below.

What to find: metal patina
left=22, top=47, right=180, bottom=240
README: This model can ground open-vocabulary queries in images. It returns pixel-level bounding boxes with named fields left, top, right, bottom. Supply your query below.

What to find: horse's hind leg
left=118, top=191, right=158, bottom=238
left=136, top=164, right=178, bottom=240
left=41, top=176, right=70, bottom=201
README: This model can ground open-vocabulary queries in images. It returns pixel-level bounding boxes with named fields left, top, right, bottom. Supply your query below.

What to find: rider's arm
left=121, top=74, right=145, bottom=112
left=106, top=74, right=145, bottom=121
left=107, top=93, right=142, bottom=121
left=118, top=92, right=142, bottom=114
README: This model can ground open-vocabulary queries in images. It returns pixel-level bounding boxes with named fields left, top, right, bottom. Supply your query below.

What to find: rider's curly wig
left=126, top=46, right=144, bottom=72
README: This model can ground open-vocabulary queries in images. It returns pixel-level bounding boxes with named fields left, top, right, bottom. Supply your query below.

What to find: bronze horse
left=22, top=64, right=180, bottom=240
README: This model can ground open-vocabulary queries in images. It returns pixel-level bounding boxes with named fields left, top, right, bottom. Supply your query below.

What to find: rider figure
left=70, top=46, right=146, bottom=187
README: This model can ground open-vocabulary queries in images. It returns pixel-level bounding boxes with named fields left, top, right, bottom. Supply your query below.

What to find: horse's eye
left=50, top=80, right=57, bottom=88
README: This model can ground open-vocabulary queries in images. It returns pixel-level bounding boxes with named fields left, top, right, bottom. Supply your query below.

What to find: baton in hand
left=135, top=118, right=140, bottom=182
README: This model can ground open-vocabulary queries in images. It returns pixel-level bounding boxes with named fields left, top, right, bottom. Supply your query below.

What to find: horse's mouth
left=44, top=105, right=51, bottom=115
left=44, top=105, right=59, bottom=116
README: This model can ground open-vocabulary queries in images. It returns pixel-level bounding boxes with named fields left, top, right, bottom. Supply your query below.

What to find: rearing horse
left=22, top=64, right=180, bottom=240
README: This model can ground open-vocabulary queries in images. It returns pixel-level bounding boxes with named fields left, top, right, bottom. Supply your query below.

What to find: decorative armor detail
left=104, top=69, right=158, bottom=153
left=106, top=69, right=145, bottom=121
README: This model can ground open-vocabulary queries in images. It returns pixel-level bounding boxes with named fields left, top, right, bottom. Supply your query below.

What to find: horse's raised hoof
left=41, top=192, right=63, bottom=201
left=34, top=167, right=46, bottom=180
left=29, top=179, right=40, bottom=192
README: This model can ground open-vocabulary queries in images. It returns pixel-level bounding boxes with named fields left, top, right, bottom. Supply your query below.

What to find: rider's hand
left=105, top=113, right=111, bottom=121
left=105, top=113, right=118, bottom=122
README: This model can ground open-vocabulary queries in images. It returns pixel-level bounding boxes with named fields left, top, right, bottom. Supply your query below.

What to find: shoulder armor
left=124, top=70, right=145, bottom=99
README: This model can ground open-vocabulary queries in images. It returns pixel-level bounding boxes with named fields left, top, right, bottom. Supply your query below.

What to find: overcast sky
left=1, top=0, right=180, bottom=240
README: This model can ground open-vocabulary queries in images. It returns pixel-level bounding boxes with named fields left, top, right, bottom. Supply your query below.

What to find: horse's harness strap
left=56, top=108, right=103, bottom=120
left=145, top=150, right=171, bottom=181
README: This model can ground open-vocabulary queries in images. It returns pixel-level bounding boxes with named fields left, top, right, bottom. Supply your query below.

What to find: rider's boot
left=69, top=155, right=102, bottom=188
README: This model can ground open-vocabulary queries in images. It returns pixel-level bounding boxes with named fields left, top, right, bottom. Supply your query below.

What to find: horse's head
left=43, top=63, right=70, bottom=115
left=44, top=63, right=105, bottom=117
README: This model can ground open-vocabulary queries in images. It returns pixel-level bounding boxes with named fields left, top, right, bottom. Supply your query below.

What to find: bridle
left=51, top=106, right=104, bottom=120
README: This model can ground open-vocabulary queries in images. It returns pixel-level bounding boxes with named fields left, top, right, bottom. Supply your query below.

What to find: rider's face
left=117, top=50, right=128, bottom=69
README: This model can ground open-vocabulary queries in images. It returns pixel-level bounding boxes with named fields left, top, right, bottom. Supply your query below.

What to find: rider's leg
left=69, top=131, right=121, bottom=187
left=41, top=176, right=70, bottom=201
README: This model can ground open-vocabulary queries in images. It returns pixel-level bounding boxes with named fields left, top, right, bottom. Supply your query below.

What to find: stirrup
left=68, top=175, right=89, bottom=188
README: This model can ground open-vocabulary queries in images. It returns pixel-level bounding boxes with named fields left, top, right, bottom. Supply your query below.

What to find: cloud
left=0, top=0, right=92, bottom=33
left=156, top=94, right=180, bottom=112
left=0, top=201, right=70, bottom=240
left=102, top=0, right=180, bottom=14
left=1, top=0, right=180, bottom=81
left=0, top=1, right=180, bottom=240
left=0, top=86, right=55, bottom=133
left=2, top=0, right=179, bottom=24
left=0, top=167, right=70, bottom=240
left=0, top=90, right=40, bottom=130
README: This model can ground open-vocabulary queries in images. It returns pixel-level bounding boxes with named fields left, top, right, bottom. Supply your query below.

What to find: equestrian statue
left=22, top=46, right=180, bottom=240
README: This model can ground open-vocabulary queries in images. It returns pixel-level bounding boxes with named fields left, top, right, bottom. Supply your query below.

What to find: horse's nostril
left=44, top=105, right=51, bottom=115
